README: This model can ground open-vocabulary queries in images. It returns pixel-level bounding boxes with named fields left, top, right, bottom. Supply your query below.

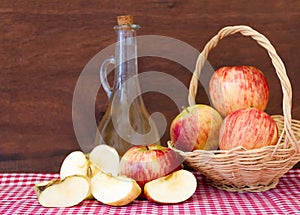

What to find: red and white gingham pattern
left=0, top=171, right=299, bottom=215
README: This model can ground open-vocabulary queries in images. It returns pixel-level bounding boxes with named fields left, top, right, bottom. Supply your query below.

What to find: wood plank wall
left=0, top=0, right=299, bottom=172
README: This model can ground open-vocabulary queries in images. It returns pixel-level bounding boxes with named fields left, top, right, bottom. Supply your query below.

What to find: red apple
left=170, top=104, right=223, bottom=152
left=119, top=144, right=182, bottom=189
left=209, top=66, right=269, bottom=116
left=219, top=108, right=278, bottom=150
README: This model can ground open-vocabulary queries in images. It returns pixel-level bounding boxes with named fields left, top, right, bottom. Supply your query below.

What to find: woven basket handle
left=188, top=25, right=298, bottom=151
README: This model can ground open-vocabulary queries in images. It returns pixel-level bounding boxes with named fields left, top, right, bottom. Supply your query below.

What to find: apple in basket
left=219, top=107, right=278, bottom=150
left=119, top=144, right=182, bottom=189
left=170, top=104, right=223, bottom=152
left=209, top=66, right=269, bottom=116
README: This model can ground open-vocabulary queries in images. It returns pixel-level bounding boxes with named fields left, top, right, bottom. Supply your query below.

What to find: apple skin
left=219, top=108, right=278, bottom=150
left=170, top=104, right=223, bottom=152
left=119, top=144, right=182, bottom=189
left=209, top=66, right=269, bottom=116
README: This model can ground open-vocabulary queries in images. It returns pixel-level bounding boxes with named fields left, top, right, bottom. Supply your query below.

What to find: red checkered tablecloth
left=0, top=171, right=299, bottom=214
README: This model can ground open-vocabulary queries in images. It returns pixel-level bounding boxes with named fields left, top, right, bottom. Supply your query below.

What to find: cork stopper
left=117, top=15, right=134, bottom=25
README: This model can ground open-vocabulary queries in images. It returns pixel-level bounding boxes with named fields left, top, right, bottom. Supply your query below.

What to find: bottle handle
left=100, top=56, right=115, bottom=98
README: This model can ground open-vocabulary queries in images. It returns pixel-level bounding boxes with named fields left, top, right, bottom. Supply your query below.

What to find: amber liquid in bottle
left=95, top=16, right=160, bottom=156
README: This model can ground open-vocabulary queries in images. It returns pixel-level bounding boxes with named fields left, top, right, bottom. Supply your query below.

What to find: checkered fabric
left=0, top=171, right=299, bottom=214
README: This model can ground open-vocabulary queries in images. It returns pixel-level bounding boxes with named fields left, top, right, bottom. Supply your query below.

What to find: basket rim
left=168, top=139, right=296, bottom=156
left=168, top=114, right=300, bottom=158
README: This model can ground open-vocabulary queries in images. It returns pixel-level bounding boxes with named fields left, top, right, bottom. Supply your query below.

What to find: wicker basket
left=168, top=25, right=300, bottom=192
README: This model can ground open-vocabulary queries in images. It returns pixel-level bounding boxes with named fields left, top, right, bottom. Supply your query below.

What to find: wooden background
left=1, top=0, right=299, bottom=172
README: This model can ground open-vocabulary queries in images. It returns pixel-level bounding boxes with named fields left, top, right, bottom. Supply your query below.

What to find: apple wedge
left=59, top=151, right=89, bottom=179
left=34, top=175, right=89, bottom=207
left=144, top=169, right=197, bottom=204
left=91, top=171, right=141, bottom=206
left=88, top=144, right=120, bottom=176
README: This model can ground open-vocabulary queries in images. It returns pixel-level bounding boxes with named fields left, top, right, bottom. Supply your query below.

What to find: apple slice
left=60, top=151, right=89, bottom=179
left=91, top=171, right=141, bottom=206
left=144, top=169, right=197, bottom=204
left=59, top=151, right=95, bottom=199
left=88, top=144, right=120, bottom=176
left=34, top=175, right=89, bottom=207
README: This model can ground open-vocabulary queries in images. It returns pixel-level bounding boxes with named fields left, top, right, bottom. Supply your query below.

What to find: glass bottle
left=95, top=15, right=161, bottom=156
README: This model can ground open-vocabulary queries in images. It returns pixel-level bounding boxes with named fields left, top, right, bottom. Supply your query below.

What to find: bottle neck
left=114, top=24, right=140, bottom=88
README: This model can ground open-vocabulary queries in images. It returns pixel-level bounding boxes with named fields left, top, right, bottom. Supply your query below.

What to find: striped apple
left=170, top=104, right=223, bottom=152
left=119, top=144, right=182, bottom=189
left=209, top=66, right=269, bottom=116
left=219, top=108, right=278, bottom=150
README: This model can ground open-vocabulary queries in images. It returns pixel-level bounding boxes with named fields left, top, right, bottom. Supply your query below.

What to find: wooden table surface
left=0, top=0, right=299, bottom=172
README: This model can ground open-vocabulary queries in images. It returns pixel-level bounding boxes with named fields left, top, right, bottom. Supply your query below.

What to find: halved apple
left=59, top=151, right=89, bottom=179
left=34, top=175, right=89, bottom=207
left=60, top=145, right=120, bottom=179
left=88, top=144, right=120, bottom=176
left=91, top=171, right=141, bottom=206
left=44, top=145, right=121, bottom=206
left=144, top=169, right=197, bottom=204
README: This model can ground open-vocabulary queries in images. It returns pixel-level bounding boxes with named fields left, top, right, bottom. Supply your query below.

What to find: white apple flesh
left=91, top=171, right=141, bottom=206
left=144, top=169, right=197, bottom=204
left=88, top=144, right=120, bottom=176
left=34, top=175, right=90, bottom=208
left=59, top=145, right=120, bottom=200
left=59, top=151, right=89, bottom=179
left=59, top=150, right=94, bottom=199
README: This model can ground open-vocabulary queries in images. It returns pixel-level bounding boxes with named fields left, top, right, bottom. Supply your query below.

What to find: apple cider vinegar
left=95, top=15, right=160, bottom=156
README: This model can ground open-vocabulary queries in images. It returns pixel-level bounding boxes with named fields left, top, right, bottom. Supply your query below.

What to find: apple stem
left=182, top=106, right=190, bottom=113
left=145, top=145, right=149, bottom=150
